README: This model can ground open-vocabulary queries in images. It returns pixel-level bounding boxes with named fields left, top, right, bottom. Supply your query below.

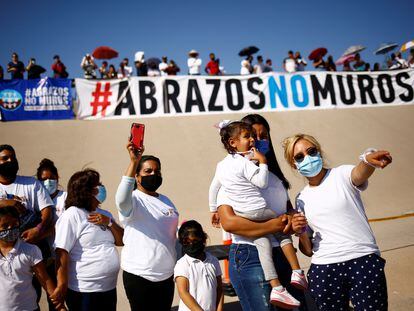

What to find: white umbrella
left=374, top=43, right=398, bottom=55
left=343, top=45, right=365, bottom=56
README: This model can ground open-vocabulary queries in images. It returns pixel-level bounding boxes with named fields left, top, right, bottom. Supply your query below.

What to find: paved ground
left=1, top=105, right=413, bottom=310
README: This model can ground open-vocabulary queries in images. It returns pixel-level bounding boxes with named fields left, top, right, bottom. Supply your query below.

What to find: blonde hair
left=282, top=134, right=324, bottom=168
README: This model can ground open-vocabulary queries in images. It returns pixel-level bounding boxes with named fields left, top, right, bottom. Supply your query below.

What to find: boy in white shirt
left=0, top=203, right=65, bottom=311
left=174, top=220, right=222, bottom=311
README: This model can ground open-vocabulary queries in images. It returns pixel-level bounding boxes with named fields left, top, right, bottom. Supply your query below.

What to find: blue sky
left=1, top=0, right=413, bottom=77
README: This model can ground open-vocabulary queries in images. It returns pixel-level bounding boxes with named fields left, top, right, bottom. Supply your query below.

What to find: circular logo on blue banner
left=0, top=89, right=23, bottom=111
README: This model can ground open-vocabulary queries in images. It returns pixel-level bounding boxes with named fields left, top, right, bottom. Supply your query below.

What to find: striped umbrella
left=374, top=43, right=398, bottom=55
left=400, top=40, right=414, bottom=52
left=343, top=45, right=365, bottom=56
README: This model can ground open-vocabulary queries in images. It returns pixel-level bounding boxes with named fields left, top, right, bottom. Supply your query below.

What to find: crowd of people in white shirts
left=0, top=111, right=394, bottom=310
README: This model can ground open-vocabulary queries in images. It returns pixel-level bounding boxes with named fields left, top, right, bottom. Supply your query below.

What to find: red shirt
left=205, top=60, right=220, bottom=75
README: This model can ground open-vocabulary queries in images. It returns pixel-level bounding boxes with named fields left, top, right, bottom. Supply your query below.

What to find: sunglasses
left=293, top=147, right=318, bottom=163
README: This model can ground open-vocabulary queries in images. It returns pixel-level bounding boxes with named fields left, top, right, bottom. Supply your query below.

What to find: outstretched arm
left=351, top=150, right=392, bottom=187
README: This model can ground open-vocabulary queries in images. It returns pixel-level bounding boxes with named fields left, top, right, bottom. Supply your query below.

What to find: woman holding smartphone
left=116, top=140, right=179, bottom=311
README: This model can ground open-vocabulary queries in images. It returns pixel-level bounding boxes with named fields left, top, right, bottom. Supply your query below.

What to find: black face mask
left=140, top=174, right=163, bottom=192
left=0, top=160, right=19, bottom=179
left=182, top=240, right=205, bottom=258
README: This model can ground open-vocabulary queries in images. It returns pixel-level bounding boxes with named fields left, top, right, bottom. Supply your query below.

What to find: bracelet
left=359, top=148, right=379, bottom=168
left=107, top=219, right=113, bottom=228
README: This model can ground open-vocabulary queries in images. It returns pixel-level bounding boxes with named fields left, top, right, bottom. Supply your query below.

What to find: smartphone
left=130, top=123, right=145, bottom=149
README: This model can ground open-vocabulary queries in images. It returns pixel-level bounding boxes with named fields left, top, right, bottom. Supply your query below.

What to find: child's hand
left=282, top=214, right=293, bottom=234
left=210, top=212, right=221, bottom=228
left=365, top=150, right=392, bottom=169
left=250, top=147, right=267, bottom=164
left=50, top=286, right=66, bottom=307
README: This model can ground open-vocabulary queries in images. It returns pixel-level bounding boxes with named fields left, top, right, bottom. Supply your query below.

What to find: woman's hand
left=88, top=212, right=111, bottom=227
left=366, top=150, right=392, bottom=169
left=127, top=141, right=144, bottom=163
left=291, top=213, right=308, bottom=234
left=210, top=212, right=221, bottom=228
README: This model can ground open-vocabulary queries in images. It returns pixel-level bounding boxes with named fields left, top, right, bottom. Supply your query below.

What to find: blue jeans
left=229, top=243, right=308, bottom=311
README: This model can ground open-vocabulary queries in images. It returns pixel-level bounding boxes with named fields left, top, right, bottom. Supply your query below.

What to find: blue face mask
left=295, top=153, right=323, bottom=177
left=42, top=179, right=58, bottom=195
left=95, top=185, right=107, bottom=204
left=255, top=139, right=270, bottom=155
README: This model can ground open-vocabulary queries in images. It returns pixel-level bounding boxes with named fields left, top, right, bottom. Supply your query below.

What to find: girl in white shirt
left=209, top=121, right=306, bottom=309
left=174, top=220, right=222, bottom=311
left=284, top=133, right=392, bottom=311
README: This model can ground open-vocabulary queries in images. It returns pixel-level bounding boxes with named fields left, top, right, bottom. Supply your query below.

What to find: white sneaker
left=290, top=270, right=308, bottom=290
left=270, top=287, right=301, bottom=309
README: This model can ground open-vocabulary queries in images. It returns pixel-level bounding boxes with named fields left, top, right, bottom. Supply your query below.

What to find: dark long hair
left=65, top=169, right=100, bottom=211
left=241, top=114, right=290, bottom=189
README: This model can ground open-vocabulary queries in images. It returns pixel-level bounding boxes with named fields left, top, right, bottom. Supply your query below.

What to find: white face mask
left=42, top=179, right=58, bottom=195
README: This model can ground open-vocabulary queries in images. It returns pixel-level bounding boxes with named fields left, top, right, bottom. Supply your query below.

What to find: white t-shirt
left=174, top=252, right=222, bottom=311
left=240, top=60, right=251, bottom=75
left=296, top=165, right=380, bottom=265
left=53, top=190, right=67, bottom=221
left=54, top=206, right=120, bottom=292
left=284, top=58, right=297, bottom=73
left=159, top=62, right=168, bottom=76
left=0, top=175, right=53, bottom=212
left=254, top=63, right=265, bottom=74
left=217, top=172, right=289, bottom=246
left=118, top=187, right=179, bottom=282
left=0, top=239, right=42, bottom=311
left=212, top=154, right=268, bottom=213
left=187, top=57, right=202, bottom=75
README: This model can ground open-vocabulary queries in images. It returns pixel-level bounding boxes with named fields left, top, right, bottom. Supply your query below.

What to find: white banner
left=75, top=69, right=414, bottom=120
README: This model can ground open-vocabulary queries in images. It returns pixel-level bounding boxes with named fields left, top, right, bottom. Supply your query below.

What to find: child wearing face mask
left=208, top=121, right=306, bottom=308
left=0, top=204, right=66, bottom=310
left=174, top=220, right=223, bottom=311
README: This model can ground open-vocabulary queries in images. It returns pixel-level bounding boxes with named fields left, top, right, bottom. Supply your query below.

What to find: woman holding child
left=213, top=114, right=307, bottom=310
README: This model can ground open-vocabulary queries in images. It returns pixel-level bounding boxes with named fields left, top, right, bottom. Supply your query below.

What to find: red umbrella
left=308, top=47, right=328, bottom=61
left=92, top=46, right=119, bottom=60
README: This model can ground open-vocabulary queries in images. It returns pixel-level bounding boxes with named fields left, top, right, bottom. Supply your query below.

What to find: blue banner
left=0, top=78, right=74, bottom=121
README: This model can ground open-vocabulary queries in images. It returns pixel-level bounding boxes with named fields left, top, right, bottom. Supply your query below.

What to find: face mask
left=0, top=227, right=20, bottom=243
left=0, top=160, right=19, bottom=179
left=182, top=240, right=205, bottom=258
left=140, top=175, right=163, bottom=192
left=295, top=153, right=323, bottom=177
left=255, top=140, right=270, bottom=155
left=95, top=185, right=107, bottom=204
left=42, top=179, right=57, bottom=195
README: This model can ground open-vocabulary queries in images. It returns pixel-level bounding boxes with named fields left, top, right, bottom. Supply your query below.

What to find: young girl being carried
left=209, top=121, right=307, bottom=309
left=174, top=220, right=223, bottom=311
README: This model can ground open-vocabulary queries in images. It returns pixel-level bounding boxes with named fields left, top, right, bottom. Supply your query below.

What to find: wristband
left=359, top=148, right=379, bottom=168
left=107, top=219, right=113, bottom=228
